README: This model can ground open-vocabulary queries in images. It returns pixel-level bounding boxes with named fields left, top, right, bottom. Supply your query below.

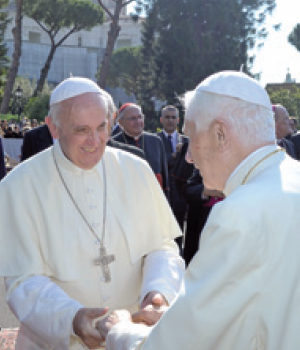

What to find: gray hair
left=184, top=90, right=276, bottom=145
left=49, top=91, right=116, bottom=126
left=117, top=104, right=143, bottom=121
left=161, top=105, right=179, bottom=117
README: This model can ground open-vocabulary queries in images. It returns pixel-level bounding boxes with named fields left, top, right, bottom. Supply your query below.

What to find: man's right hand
left=73, top=307, right=108, bottom=349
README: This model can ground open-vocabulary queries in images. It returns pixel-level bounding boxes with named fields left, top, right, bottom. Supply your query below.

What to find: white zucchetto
left=50, top=77, right=102, bottom=107
left=196, top=71, right=272, bottom=109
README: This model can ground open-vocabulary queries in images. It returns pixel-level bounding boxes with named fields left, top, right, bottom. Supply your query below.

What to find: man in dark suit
left=273, top=104, right=298, bottom=159
left=291, top=132, right=300, bottom=160
left=113, top=103, right=169, bottom=196
left=21, top=124, right=53, bottom=161
left=157, top=105, right=190, bottom=251
left=0, top=138, right=6, bottom=180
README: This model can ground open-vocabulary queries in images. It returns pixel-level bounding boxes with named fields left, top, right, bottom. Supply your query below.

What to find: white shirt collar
left=224, top=144, right=281, bottom=196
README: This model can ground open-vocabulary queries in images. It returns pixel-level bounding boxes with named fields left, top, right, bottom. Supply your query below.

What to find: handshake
left=73, top=292, right=168, bottom=349
left=96, top=302, right=167, bottom=338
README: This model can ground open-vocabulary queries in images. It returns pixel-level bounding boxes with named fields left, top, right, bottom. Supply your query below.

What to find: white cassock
left=0, top=142, right=185, bottom=350
left=105, top=145, right=300, bottom=350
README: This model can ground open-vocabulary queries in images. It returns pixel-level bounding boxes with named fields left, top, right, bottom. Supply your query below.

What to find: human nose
left=185, top=147, right=193, bottom=164
left=87, top=130, right=101, bottom=144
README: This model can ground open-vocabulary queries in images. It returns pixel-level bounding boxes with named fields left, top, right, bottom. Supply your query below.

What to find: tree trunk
left=0, top=0, right=23, bottom=114
left=33, top=44, right=56, bottom=96
left=97, top=1, right=122, bottom=88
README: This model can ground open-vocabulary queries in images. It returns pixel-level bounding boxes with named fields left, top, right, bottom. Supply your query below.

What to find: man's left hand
left=141, top=291, right=168, bottom=309
left=95, top=310, right=132, bottom=339
left=135, top=291, right=168, bottom=325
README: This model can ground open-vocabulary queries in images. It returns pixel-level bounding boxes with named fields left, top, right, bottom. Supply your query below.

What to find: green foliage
left=23, top=0, right=104, bottom=94
left=102, top=46, right=142, bottom=96
left=8, top=76, right=52, bottom=115
left=267, top=86, right=300, bottom=119
left=25, top=94, right=50, bottom=122
left=137, top=4, right=160, bottom=131
left=288, top=24, right=300, bottom=52
left=23, top=0, right=104, bottom=33
left=0, top=0, right=10, bottom=100
left=0, top=113, right=19, bottom=121
left=0, top=0, right=9, bottom=69
left=137, top=0, right=276, bottom=132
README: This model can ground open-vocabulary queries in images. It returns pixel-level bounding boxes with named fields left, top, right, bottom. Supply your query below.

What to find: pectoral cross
left=94, top=242, right=115, bottom=283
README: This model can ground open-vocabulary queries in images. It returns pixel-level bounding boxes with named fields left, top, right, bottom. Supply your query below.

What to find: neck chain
left=242, top=148, right=285, bottom=185
left=52, top=148, right=115, bottom=283
left=122, top=131, right=144, bottom=151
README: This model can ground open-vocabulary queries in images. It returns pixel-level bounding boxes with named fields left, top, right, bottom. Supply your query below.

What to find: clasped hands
left=73, top=291, right=168, bottom=349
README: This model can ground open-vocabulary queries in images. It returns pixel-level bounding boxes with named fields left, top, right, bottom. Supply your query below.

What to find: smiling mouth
left=83, top=148, right=97, bottom=153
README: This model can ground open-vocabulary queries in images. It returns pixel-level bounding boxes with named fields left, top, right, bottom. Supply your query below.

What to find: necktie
left=167, top=135, right=173, bottom=153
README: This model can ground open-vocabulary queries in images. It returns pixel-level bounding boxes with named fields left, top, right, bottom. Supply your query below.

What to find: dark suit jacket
left=0, top=138, right=6, bottom=180
left=107, top=139, right=145, bottom=159
left=290, top=133, right=300, bottom=160
left=21, top=124, right=53, bottom=161
left=113, top=131, right=169, bottom=196
left=282, top=138, right=297, bottom=159
left=157, top=131, right=190, bottom=214
left=182, top=169, right=213, bottom=266
left=111, top=124, right=122, bottom=137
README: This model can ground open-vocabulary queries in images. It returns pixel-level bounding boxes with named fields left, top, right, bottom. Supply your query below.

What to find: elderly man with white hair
left=0, top=77, right=184, bottom=350
left=97, top=71, right=300, bottom=350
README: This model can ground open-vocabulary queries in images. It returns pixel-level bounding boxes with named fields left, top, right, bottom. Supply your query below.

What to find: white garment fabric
left=50, top=77, right=102, bottom=106
left=197, top=71, right=272, bottom=109
left=105, top=145, right=300, bottom=350
left=0, top=142, right=184, bottom=350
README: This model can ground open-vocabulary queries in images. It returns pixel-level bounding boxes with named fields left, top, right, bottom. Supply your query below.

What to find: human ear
left=213, top=120, right=227, bottom=150
left=45, top=116, right=59, bottom=139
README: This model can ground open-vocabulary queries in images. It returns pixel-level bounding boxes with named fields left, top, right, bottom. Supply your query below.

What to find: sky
left=252, top=0, right=300, bottom=86
left=128, top=0, right=300, bottom=87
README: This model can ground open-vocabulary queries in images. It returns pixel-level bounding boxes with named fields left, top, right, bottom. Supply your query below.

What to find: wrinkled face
left=184, top=116, right=217, bottom=190
left=160, top=110, right=179, bottom=134
left=48, top=93, right=108, bottom=170
left=276, top=107, right=293, bottom=139
left=119, top=106, right=144, bottom=137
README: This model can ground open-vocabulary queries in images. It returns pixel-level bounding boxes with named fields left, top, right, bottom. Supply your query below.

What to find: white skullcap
left=50, top=77, right=102, bottom=107
left=196, top=71, right=271, bottom=109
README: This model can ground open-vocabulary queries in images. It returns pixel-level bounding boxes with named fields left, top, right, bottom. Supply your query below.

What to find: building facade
left=4, top=0, right=143, bottom=90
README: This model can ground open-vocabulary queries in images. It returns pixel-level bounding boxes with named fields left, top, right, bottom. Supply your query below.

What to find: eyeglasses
left=164, top=115, right=177, bottom=120
left=123, top=115, right=144, bottom=122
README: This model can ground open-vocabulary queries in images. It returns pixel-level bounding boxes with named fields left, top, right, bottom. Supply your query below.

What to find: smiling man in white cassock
left=96, top=71, right=300, bottom=350
left=0, top=77, right=185, bottom=350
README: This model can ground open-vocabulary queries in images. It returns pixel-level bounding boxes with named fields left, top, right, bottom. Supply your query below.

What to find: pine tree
left=0, top=0, right=10, bottom=99
left=288, top=24, right=300, bottom=52
left=138, top=0, right=276, bottom=106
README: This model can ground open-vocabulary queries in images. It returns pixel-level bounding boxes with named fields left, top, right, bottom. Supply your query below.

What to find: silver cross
left=94, top=243, right=115, bottom=283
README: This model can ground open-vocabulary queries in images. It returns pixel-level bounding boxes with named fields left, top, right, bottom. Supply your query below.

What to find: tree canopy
left=267, top=86, right=300, bottom=120
left=288, top=24, right=300, bottom=52
left=101, top=46, right=142, bottom=96
left=23, top=0, right=105, bottom=95
left=0, top=0, right=10, bottom=102
left=136, top=0, right=276, bottom=126
left=0, top=0, right=9, bottom=70
left=96, top=0, right=137, bottom=88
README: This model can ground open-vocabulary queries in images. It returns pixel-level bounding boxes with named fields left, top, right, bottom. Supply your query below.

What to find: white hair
left=183, top=90, right=276, bottom=145
left=49, top=91, right=116, bottom=127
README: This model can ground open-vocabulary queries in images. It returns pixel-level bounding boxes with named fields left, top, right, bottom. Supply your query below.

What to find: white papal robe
left=105, top=145, right=300, bottom=350
left=0, top=142, right=184, bottom=350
